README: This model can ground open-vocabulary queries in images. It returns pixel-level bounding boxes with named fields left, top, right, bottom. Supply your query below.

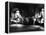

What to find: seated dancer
left=11, top=8, right=24, bottom=23
left=32, top=8, right=44, bottom=25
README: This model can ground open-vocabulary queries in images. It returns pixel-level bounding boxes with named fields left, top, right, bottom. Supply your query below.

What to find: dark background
left=9, top=2, right=44, bottom=17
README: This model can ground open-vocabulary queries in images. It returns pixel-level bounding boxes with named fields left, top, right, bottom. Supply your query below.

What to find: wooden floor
left=9, top=25, right=44, bottom=33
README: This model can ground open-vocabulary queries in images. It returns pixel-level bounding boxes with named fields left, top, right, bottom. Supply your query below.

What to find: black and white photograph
left=5, top=1, right=44, bottom=33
